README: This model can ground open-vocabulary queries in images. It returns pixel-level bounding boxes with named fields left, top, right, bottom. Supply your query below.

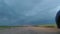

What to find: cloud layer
left=0, top=0, right=60, bottom=26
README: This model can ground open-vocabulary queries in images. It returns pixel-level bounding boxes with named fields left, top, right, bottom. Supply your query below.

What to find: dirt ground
left=0, top=27, right=60, bottom=34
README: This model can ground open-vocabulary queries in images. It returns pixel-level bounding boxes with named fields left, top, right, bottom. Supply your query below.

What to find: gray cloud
left=0, top=0, right=60, bottom=26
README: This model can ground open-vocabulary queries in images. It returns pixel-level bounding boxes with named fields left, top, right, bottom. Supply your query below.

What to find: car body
left=56, top=10, right=60, bottom=29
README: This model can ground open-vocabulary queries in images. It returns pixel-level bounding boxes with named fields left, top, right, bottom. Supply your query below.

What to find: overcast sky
left=0, top=0, right=60, bottom=26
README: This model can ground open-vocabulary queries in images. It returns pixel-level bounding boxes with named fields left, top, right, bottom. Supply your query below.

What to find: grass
left=0, top=24, right=57, bottom=28
left=0, top=26, right=29, bottom=28
left=33, top=24, right=57, bottom=28
left=0, top=26, right=15, bottom=29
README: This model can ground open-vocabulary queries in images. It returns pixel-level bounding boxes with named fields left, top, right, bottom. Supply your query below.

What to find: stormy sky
left=0, top=0, right=60, bottom=26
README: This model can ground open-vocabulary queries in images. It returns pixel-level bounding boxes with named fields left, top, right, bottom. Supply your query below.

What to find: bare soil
left=0, top=27, right=60, bottom=34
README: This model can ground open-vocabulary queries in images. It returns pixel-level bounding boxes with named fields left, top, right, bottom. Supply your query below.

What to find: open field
left=0, top=26, right=60, bottom=34
left=0, top=24, right=59, bottom=34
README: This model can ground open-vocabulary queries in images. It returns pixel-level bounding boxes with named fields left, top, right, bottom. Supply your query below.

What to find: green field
left=33, top=24, right=57, bottom=28
left=0, top=24, right=57, bottom=28
left=0, top=26, right=26, bottom=28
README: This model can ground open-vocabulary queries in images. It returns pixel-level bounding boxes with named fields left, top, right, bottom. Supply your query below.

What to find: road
left=0, top=27, right=60, bottom=34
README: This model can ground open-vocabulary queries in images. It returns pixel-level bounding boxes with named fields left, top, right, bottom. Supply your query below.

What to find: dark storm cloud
left=0, top=0, right=60, bottom=25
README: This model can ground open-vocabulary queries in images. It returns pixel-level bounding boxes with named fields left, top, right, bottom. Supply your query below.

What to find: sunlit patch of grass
left=33, top=24, right=57, bottom=28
